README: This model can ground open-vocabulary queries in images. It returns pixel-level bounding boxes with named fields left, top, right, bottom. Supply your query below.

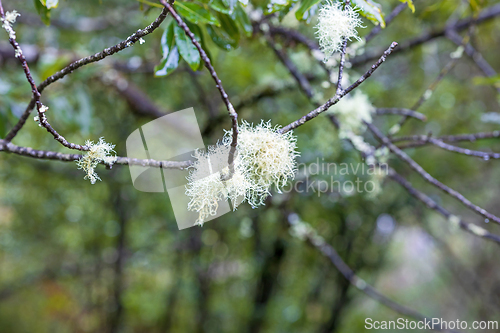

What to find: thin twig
left=393, top=34, right=469, bottom=134
left=160, top=0, right=239, bottom=179
left=286, top=213, right=448, bottom=327
left=425, top=137, right=500, bottom=159
left=328, top=119, right=500, bottom=245
left=0, top=140, right=192, bottom=169
left=280, top=42, right=398, bottom=134
left=336, top=39, right=348, bottom=95
left=375, top=108, right=427, bottom=121
left=364, top=2, right=410, bottom=43
left=393, top=131, right=500, bottom=150
left=267, top=25, right=319, bottom=51
left=387, top=167, right=500, bottom=245
left=4, top=7, right=170, bottom=142
left=0, top=1, right=87, bottom=150
left=446, top=29, right=500, bottom=94
left=266, top=37, right=315, bottom=100
left=335, top=0, right=350, bottom=95
left=366, top=121, right=500, bottom=225
left=351, top=3, right=500, bottom=67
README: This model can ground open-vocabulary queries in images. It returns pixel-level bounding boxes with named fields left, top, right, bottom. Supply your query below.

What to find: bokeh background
left=1, top=0, right=500, bottom=332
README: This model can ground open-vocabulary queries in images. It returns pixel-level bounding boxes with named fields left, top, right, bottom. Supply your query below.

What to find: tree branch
left=160, top=0, right=238, bottom=177
left=266, top=37, right=315, bottom=101
left=351, top=3, right=500, bottom=67
left=387, top=167, right=500, bottom=245
left=366, top=121, right=500, bottom=225
left=286, top=213, right=447, bottom=327
left=364, top=1, right=410, bottom=44
left=392, top=131, right=500, bottom=149
left=280, top=42, right=398, bottom=134
left=375, top=108, right=427, bottom=121
left=4, top=7, right=169, bottom=142
left=0, top=140, right=191, bottom=169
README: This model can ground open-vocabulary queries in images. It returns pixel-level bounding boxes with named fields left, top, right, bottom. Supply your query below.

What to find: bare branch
left=375, top=108, right=427, bottom=121
left=387, top=167, right=500, bottom=245
left=446, top=29, right=500, bottom=94
left=0, top=140, right=192, bottom=169
left=336, top=38, right=348, bottom=96
left=364, top=2, right=410, bottom=44
left=266, top=37, right=315, bottom=101
left=335, top=0, right=351, bottom=96
left=4, top=7, right=169, bottom=142
left=351, top=3, right=500, bottom=67
left=280, top=42, right=398, bottom=134
left=0, top=2, right=88, bottom=150
left=267, top=25, right=319, bottom=51
left=392, top=131, right=500, bottom=150
left=424, top=137, right=500, bottom=159
left=366, top=121, right=500, bottom=225
left=160, top=0, right=239, bottom=179
left=286, top=213, right=442, bottom=325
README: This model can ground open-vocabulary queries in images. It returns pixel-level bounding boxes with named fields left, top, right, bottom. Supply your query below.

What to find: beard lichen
left=185, top=121, right=298, bottom=225
left=76, top=138, right=117, bottom=184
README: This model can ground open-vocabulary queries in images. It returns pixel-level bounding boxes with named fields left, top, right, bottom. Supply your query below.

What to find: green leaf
left=38, top=54, right=72, bottom=81
left=473, top=75, right=500, bottom=87
left=400, top=0, right=415, bottom=13
left=218, top=12, right=240, bottom=41
left=174, top=24, right=201, bottom=71
left=45, top=0, right=58, bottom=9
left=351, top=0, right=385, bottom=28
left=266, top=0, right=293, bottom=15
left=0, top=108, right=8, bottom=139
left=206, top=26, right=237, bottom=51
left=232, top=3, right=252, bottom=37
left=135, top=0, right=164, bottom=8
left=206, top=12, right=240, bottom=50
left=39, top=0, right=58, bottom=9
left=295, top=0, right=321, bottom=21
left=225, top=0, right=238, bottom=12
left=174, top=2, right=220, bottom=26
left=209, top=0, right=231, bottom=14
left=33, top=0, right=51, bottom=25
left=154, top=22, right=180, bottom=77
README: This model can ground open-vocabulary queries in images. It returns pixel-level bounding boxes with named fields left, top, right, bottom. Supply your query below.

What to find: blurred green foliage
left=0, top=0, right=500, bottom=332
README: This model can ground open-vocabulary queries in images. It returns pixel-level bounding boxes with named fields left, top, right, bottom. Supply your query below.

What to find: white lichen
left=481, top=112, right=500, bottom=124
left=343, top=131, right=372, bottom=155
left=288, top=214, right=324, bottom=246
left=367, top=166, right=386, bottom=198
left=1, top=10, right=20, bottom=40
left=224, top=120, right=298, bottom=207
left=328, top=90, right=375, bottom=138
left=388, top=124, right=401, bottom=136
left=76, top=138, right=117, bottom=184
left=185, top=121, right=298, bottom=225
left=450, top=45, right=464, bottom=59
left=315, top=1, right=363, bottom=61
left=185, top=144, right=251, bottom=226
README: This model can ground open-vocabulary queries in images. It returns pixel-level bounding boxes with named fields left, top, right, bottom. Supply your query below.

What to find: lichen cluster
left=186, top=121, right=298, bottom=226
left=315, top=1, right=363, bottom=61
left=76, top=138, right=117, bottom=184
